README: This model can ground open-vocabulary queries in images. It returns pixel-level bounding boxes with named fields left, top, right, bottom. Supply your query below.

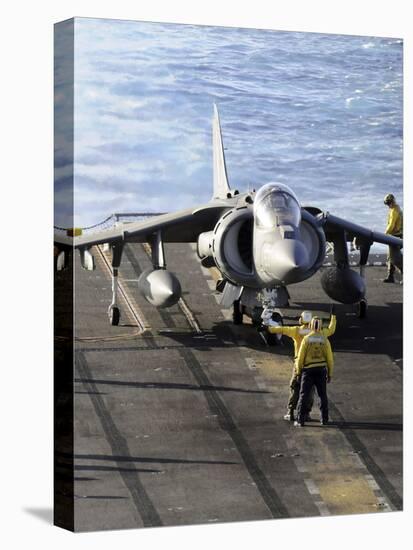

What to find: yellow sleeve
left=385, top=208, right=397, bottom=234
left=323, top=315, right=336, bottom=337
left=325, top=339, right=334, bottom=378
left=268, top=325, right=296, bottom=338
left=296, top=336, right=308, bottom=375
left=392, top=206, right=402, bottom=234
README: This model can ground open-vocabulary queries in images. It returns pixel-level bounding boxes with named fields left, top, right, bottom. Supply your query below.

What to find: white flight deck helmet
left=384, top=193, right=395, bottom=206
left=300, top=311, right=312, bottom=325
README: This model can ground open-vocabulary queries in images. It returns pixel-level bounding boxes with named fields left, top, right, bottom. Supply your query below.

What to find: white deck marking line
left=243, top=352, right=335, bottom=517
left=314, top=501, right=331, bottom=516
left=350, top=452, right=366, bottom=470
left=285, top=436, right=331, bottom=515
left=74, top=247, right=150, bottom=342
left=98, top=245, right=150, bottom=332
left=364, top=474, right=392, bottom=511
left=245, top=358, right=258, bottom=370
left=141, top=242, right=203, bottom=334
left=365, top=474, right=380, bottom=491
left=304, top=479, right=320, bottom=495
left=284, top=438, right=308, bottom=474
left=380, top=445, right=402, bottom=453
left=177, top=296, right=202, bottom=334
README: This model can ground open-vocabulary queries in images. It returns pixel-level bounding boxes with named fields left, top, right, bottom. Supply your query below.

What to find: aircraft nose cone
left=278, top=243, right=305, bottom=269
left=264, top=240, right=309, bottom=283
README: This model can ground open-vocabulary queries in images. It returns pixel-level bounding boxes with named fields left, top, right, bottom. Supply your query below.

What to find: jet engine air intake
left=299, top=209, right=326, bottom=278
left=197, top=207, right=256, bottom=287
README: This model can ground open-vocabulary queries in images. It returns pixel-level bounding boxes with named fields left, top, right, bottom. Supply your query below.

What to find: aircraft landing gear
left=266, top=311, right=283, bottom=346
left=258, top=288, right=287, bottom=346
left=107, top=242, right=123, bottom=326
left=108, top=267, right=121, bottom=325
left=357, top=298, right=368, bottom=319
left=108, top=304, right=120, bottom=326
left=258, top=308, right=283, bottom=346
left=233, top=299, right=244, bottom=325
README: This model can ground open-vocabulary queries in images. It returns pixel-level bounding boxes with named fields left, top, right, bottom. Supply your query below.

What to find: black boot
left=383, top=275, right=395, bottom=283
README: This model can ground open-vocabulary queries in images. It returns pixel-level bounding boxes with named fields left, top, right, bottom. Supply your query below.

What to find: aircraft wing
left=56, top=104, right=235, bottom=250
left=68, top=202, right=231, bottom=249
left=322, top=212, right=403, bottom=248
left=54, top=233, right=76, bottom=248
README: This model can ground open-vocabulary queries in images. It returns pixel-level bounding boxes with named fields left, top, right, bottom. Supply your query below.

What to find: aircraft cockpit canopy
left=254, top=183, right=301, bottom=229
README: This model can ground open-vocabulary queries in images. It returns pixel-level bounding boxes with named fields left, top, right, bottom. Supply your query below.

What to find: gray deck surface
left=70, top=243, right=402, bottom=531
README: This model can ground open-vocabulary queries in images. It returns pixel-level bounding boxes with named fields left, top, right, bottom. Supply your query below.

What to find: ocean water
left=61, top=19, right=402, bottom=245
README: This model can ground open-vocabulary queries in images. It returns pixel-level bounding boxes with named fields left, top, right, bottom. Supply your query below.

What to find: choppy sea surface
left=65, top=19, right=402, bottom=245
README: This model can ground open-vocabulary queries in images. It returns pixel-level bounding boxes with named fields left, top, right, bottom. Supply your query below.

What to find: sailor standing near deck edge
left=383, top=193, right=403, bottom=284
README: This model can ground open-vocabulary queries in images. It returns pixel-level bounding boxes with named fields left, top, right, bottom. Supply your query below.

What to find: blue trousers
left=297, top=366, right=328, bottom=424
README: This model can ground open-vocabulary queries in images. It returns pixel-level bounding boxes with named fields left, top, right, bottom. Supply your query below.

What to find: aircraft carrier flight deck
left=57, top=242, right=402, bottom=531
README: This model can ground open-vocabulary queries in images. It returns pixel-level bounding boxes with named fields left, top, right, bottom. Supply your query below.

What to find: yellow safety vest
left=268, top=315, right=336, bottom=359
left=385, top=205, right=403, bottom=236
left=296, top=332, right=334, bottom=377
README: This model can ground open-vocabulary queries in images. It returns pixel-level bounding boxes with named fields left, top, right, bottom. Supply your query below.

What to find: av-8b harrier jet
left=55, top=105, right=403, bottom=330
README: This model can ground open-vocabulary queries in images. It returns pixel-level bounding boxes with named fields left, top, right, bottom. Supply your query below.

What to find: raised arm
left=322, top=314, right=336, bottom=337
left=325, top=338, right=334, bottom=381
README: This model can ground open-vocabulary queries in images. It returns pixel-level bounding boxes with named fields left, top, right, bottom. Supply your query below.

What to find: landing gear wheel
left=358, top=299, right=367, bottom=319
left=252, top=307, right=264, bottom=327
left=109, top=306, right=120, bottom=326
left=233, top=300, right=243, bottom=325
left=266, top=312, right=283, bottom=346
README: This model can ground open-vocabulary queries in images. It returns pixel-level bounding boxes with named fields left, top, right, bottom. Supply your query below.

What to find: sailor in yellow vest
left=383, top=193, right=403, bottom=283
left=265, top=307, right=336, bottom=422
left=294, top=317, right=334, bottom=427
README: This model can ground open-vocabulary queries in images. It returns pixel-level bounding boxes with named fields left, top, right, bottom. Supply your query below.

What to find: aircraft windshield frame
left=254, top=184, right=301, bottom=229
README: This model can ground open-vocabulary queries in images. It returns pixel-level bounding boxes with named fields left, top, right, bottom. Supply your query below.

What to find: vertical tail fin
left=212, top=104, right=231, bottom=199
